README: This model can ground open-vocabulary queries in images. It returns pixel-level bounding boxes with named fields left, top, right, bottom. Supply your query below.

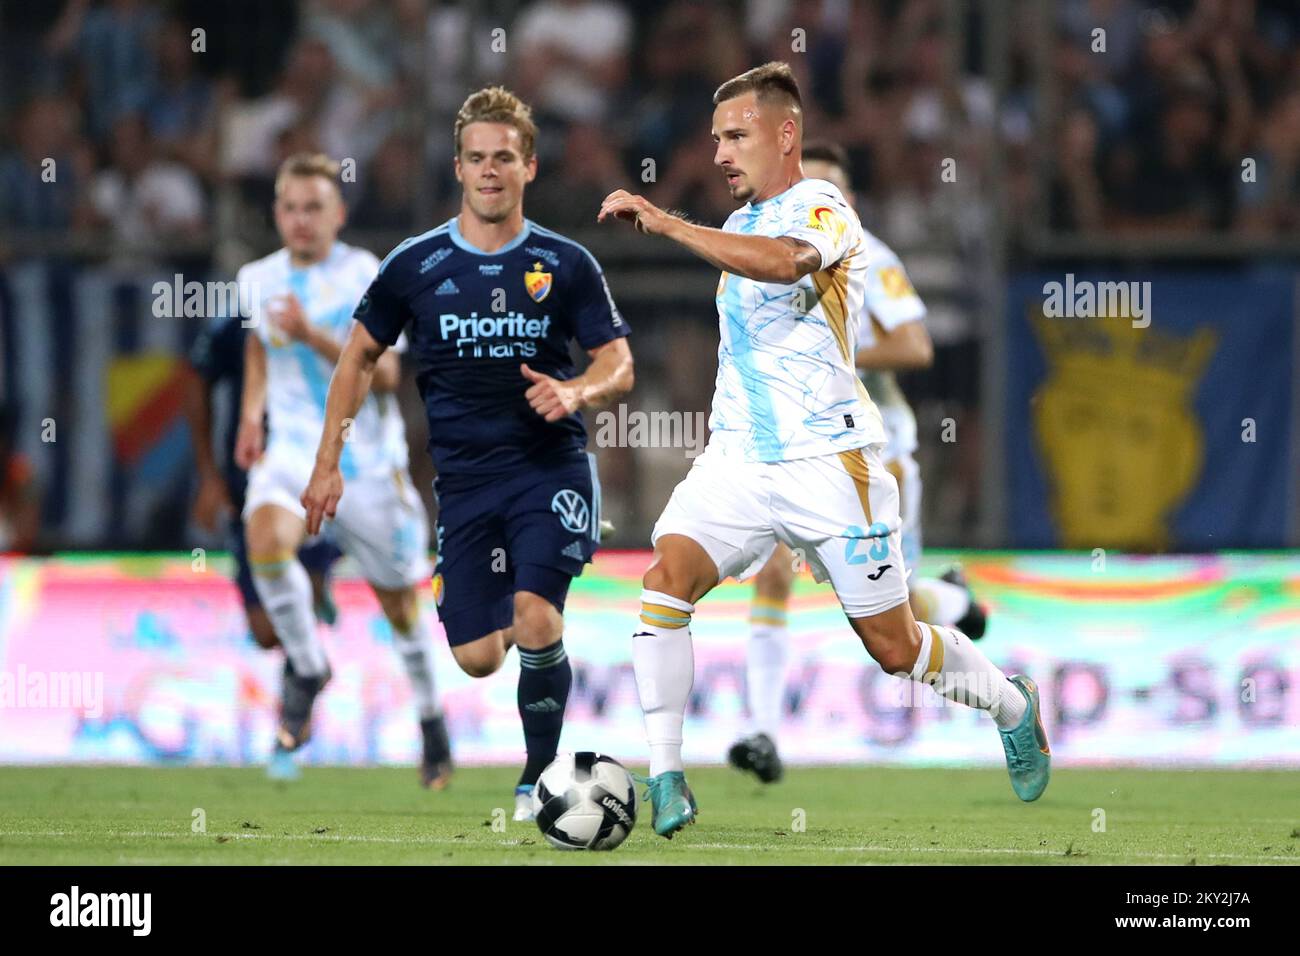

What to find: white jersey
left=855, top=232, right=927, bottom=460
left=238, top=242, right=408, bottom=481
left=708, top=178, right=885, bottom=462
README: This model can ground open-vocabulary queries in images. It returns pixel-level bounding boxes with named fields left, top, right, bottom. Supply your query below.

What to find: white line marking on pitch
left=0, top=829, right=1296, bottom=863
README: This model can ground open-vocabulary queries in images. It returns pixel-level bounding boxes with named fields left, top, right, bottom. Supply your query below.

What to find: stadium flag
left=0, top=262, right=205, bottom=549
left=1004, top=272, right=1298, bottom=550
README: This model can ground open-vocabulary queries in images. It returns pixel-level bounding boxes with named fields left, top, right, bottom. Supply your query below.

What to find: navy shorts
left=433, top=452, right=601, bottom=646
left=230, top=515, right=342, bottom=611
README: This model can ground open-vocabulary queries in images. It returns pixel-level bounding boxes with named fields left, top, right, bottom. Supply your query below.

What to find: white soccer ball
left=532, top=752, right=638, bottom=850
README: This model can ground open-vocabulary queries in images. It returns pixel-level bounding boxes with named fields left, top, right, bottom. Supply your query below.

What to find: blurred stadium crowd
left=6, top=0, right=1300, bottom=240
left=2, top=0, right=1298, bottom=552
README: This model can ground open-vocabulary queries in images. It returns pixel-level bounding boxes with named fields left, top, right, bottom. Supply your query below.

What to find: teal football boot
left=266, top=747, right=301, bottom=781
left=999, top=675, right=1051, bottom=801
left=642, top=771, right=698, bottom=838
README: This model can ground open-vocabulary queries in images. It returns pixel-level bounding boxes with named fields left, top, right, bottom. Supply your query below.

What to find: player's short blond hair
left=274, top=152, right=342, bottom=197
left=454, top=86, right=537, bottom=159
left=713, top=61, right=803, bottom=118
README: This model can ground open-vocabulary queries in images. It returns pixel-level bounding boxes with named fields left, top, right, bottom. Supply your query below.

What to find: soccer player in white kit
left=728, top=141, right=990, bottom=784
left=598, top=63, right=1050, bottom=838
left=234, top=153, right=451, bottom=787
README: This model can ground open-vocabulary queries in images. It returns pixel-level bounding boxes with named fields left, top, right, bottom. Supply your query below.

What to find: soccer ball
left=532, top=752, right=638, bottom=850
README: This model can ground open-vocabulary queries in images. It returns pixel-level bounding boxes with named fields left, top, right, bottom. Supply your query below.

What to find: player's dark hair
left=713, top=61, right=803, bottom=117
left=802, top=140, right=851, bottom=183
left=454, top=86, right=538, bottom=159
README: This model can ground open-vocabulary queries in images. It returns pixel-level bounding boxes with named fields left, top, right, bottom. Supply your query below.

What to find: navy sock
left=517, top=640, right=572, bottom=787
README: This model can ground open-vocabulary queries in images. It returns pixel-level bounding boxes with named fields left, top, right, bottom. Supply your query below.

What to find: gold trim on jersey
left=811, top=254, right=854, bottom=364
left=812, top=251, right=876, bottom=411
left=837, top=449, right=873, bottom=524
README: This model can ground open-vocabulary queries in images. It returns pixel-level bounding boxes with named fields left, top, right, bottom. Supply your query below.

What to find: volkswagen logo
left=551, top=489, right=589, bottom=533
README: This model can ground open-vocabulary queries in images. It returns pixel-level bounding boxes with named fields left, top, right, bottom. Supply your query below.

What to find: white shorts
left=652, top=444, right=911, bottom=618
left=243, top=450, right=431, bottom=590
left=883, top=451, right=922, bottom=570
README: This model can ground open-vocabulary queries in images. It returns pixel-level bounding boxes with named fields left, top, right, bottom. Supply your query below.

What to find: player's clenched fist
left=300, top=461, right=344, bottom=535
left=597, top=190, right=672, bottom=235
left=521, top=363, right=583, bottom=422
left=268, top=293, right=311, bottom=342
left=234, top=417, right=264, bottom=471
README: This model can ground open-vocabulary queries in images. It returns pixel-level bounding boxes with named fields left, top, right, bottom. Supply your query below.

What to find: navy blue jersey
left=356, top=217, right=628, bottom=479
left=188, top=315, right=248, bottom=504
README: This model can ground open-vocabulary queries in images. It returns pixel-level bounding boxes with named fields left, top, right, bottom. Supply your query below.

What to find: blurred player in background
left=235, top=153, right=451, bottom=788
left=302, top=88, right=634, bottom=821
left=600, top=62, right=1049, bottom=838
left=185, top=310, right=343, bottom=649
left=727, top=140, right=989, bottom=784
left=0, top=405, right=40, bottom=554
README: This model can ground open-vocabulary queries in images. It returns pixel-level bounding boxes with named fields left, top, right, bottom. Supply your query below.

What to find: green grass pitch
left=1, top=765, right=1296, bottom=865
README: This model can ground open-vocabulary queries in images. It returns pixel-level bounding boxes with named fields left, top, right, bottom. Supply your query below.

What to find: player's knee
left=512, top=593, right=561, bottom=649
left=643, top=536, right=716, bottom=603
left=375, top=588, right=418, bottom=633
left=386, top=609, right=416, bottom=634
left=246, top=532, right=295, bottom=566
left=643, top=561, right=702, bottom=604
left=246, top=507, right=302, bottom=561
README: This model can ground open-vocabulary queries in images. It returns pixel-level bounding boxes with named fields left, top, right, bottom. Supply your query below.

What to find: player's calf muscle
left=247, top=607, right=279, bottom=649
left=849, top=603, right=921, bottom=674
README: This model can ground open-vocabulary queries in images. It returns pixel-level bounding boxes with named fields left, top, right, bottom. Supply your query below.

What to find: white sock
left=747, top=623, right=789, bottom=740
left=909, top=622, right=1026, bottom=729
left=392, top=612, right=440, bottom=720
left=251, top=557, right=328, bottom=677
left=633, top=588, right=695, bottom=776
left=910, top=577, right=971, bottom=627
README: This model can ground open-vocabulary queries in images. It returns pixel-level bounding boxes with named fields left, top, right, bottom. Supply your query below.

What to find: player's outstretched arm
left=855, top=319, right=934, bottom=371
left=521, top=337, right=633, bottom=423
left=301, top=322, right=389, bottom=534
left=597, top=189, right=821, bottom=284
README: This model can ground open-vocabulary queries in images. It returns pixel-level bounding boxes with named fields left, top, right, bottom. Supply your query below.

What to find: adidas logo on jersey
left=561, top=541, right=585, bottom=561
left=434, top=278, right=459, bottom=296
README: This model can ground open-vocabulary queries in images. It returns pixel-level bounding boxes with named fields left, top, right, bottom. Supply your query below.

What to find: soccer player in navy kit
left=302, top=87, right=634, bottom=819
